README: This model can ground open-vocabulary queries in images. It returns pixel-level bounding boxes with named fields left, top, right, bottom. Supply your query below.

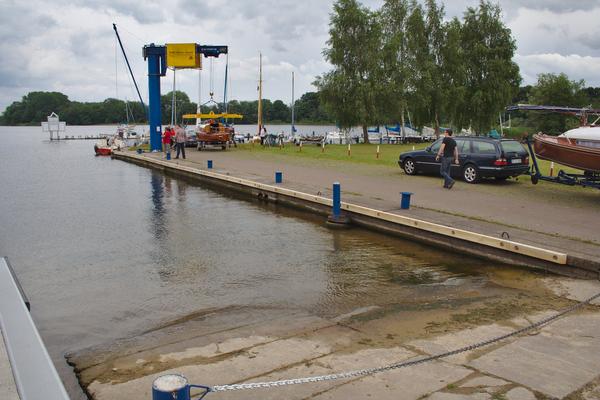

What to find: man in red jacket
left=162, top=127, right=174, bottom=156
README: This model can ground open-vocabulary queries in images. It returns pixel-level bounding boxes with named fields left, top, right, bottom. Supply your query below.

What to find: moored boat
left=94, top=143, right=112, bottom=156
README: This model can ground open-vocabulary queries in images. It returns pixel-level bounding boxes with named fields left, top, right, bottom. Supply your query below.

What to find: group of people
left=162, top=124, right=186, bottom=159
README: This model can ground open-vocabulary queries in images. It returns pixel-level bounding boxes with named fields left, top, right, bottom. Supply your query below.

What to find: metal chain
left=210, top=291, right=600, bottom=392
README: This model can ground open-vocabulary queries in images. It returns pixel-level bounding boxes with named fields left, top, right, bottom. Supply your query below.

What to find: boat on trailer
left=506, top=104, right=600, bottom=189
left=182, top=111, right=243, bottom=150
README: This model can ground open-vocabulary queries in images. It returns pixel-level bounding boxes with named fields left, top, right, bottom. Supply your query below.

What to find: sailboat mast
left=197, top=69, right=202, bottom=126
left=291, top=71, right=295, bottom=136
left=257, top=52, right=263, bottom=135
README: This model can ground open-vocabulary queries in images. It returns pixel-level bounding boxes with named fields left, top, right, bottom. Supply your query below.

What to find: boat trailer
left=524, top=137, right=600, bottom=189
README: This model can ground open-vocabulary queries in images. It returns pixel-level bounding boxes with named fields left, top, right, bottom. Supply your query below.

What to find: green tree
left=460, top=0, right=521, bottom=134
left=3, top=91, right=70, bottom=124
left=529, top=73, right=587, bottom=134
left=315, top=0, right=384, bottom=143
left=379, top=0, right=410, bottom=138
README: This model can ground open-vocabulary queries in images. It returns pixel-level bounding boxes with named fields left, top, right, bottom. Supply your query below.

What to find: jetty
left=112, top=149, right=600, bottom=278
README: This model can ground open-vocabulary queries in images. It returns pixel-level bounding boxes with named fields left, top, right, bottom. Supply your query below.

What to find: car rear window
left=501, top=140, right=526, bottom=153
left=472, top=141, right=496, bottom=154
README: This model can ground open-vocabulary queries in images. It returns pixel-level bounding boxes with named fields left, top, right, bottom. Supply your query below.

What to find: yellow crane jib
left=182, top=112, right=243, bottom=119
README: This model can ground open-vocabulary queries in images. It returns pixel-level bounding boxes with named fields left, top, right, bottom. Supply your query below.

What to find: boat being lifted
left=182, top=111, right=243, bottom=150
left=506, top=104, right=600, bottom=189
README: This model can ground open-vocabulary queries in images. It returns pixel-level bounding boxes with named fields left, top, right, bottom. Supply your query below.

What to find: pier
left=112, top=149, right=600, bottom=278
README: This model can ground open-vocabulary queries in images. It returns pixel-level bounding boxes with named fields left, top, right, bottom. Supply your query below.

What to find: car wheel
left=463, top=164, right=480, bottom=183
left=403, top=158, right=417, bottom=175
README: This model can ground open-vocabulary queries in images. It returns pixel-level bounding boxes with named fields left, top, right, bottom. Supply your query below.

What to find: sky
left=1, top=0, right=600, bottom=113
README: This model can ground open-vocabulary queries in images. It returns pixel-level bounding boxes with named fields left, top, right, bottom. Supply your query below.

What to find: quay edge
left=112, top=151, right=600, bottom=279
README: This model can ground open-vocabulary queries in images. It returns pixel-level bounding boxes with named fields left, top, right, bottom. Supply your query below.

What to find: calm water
left=0, top=125, right=511, bottom=398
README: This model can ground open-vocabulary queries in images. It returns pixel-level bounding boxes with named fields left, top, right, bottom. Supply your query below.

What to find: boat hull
left=533, top=134, right=600, bottom=173
left=94, top=145, right=112, bottom=156
left=196, top=132, right=231, bottom=143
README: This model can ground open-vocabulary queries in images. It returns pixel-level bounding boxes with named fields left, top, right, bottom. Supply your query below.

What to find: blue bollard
left=332, top=182, right=341, bottom=218
left=166, top=151, right=171, bottom=161
left=207, top=160, right=213, bottom=169
left=400, top=192, right=413, bottom=209
left=275, top=171, right=282, bottom=184
left=152, top=374, right=210, bottom=400
left=136, top=148, right=143, bottom=154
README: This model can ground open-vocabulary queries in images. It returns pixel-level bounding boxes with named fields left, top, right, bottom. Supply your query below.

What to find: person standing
left=162, top=126, right=173, bottom=156
left=435, top=129, right=459, bottom=189
left=174, top=124, right=186, bottom=159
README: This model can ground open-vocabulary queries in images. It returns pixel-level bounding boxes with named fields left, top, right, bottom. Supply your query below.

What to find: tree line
left=316, top=0, right=522, bottom=142
left=0, top=90, right=333, bottom=126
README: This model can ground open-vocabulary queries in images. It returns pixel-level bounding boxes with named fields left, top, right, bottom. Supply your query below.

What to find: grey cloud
left=579, top=32, right=600, bottom=50
left=502, top=0, right=600, bottom=13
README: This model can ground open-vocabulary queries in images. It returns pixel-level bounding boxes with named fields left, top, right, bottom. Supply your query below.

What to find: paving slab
left=460, top=375, right=510, bottom=388
left=544, top=277, right=600, bottom=305
left=310, top=358, right=472, bottom=400
left=426, top=392, right=491, bottom=400
left=505, top=387, right=537, bottom=400
left=407, top=324, right=515, bottom=365
left=469, top=314, right=600, bottom=398
left=87, top=337, right=332, bottom=400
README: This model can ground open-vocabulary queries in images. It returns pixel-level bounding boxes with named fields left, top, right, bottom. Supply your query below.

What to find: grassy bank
left=235, top=142, right=428, bottom=167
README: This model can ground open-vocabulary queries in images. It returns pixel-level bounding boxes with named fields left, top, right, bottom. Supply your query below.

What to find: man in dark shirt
left=435, top=129, right=459, bottom=189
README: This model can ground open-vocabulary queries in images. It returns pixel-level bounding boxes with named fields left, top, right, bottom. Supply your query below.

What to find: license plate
left=512, top=159, right=522, bottom=164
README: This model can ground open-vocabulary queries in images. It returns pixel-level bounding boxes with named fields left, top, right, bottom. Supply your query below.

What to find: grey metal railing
left=0, top=257, right=70, bottom=400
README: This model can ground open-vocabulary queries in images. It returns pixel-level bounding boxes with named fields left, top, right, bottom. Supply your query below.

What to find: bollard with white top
left=152, top=374, right=210, bottom=400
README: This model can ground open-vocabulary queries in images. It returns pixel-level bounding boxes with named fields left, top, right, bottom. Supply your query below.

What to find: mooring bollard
left=207, top=160, right=213, bottom=169
left=275, top=171, right=282, bottom=183
left=152, top=374, right=210, bottom=400
left=136, top=148, right=143, bottom=154
left=166, top=151, right=171, bottom=160
left=400, top=191, right=413, bottom=209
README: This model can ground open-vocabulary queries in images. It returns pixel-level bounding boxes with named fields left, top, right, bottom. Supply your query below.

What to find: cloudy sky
left=1, top=0, right=600, bottom=113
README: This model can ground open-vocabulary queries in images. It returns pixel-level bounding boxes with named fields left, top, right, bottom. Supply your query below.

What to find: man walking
left=174, top=124, right=186, bottom=159
left=435, top=129, right=459, bottom=189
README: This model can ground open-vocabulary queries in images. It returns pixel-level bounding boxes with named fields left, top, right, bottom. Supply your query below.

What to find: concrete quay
left=112, top=149, right=600, bottom=278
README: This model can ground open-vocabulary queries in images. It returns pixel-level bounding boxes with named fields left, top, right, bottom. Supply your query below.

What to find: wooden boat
left=182, top=111, right=243, bottom=150
left=533, top=133, right=600, bottom=173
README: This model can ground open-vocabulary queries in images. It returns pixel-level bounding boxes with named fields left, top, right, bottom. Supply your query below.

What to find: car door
left=470, top=140, right=498, bottom=172
left=415, top=139, right=442, bottom=174
left=450, top=139, right=470, bottom=176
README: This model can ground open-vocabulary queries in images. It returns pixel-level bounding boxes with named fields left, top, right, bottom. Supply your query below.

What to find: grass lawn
left=234, top=142, right=429, bottom=167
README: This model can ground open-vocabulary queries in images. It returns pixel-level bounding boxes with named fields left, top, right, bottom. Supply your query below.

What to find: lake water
left=0, top=125, right=532, bottom=399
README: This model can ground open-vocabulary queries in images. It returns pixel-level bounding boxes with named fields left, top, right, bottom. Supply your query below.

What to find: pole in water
left=327, top=182, right=349, bottom=226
